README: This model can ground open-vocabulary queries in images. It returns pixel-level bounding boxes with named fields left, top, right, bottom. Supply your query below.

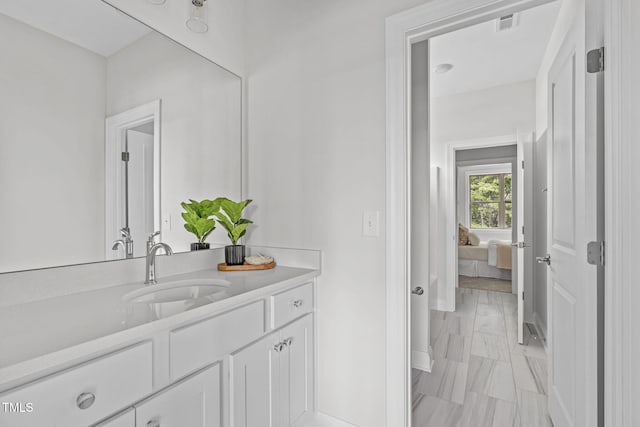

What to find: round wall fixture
left=433, top=63, right=454, bottom=74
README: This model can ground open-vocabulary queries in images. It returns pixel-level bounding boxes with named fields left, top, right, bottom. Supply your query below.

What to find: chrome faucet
left=145, top=232, right=173, bottom=285
left=112, top=228, right=134, bottom=259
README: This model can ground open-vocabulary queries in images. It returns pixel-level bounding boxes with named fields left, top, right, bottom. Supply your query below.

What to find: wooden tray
left=218, top=261, right=276, bottom=271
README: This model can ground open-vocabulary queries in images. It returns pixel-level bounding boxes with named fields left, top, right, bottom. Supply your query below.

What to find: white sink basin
left=123, top=278, right=231, bottom=323
left=123, top=278, right=231, bottom=304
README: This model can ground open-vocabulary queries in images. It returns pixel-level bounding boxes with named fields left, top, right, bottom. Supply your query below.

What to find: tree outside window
left=469, top=173, right=512, bottom=229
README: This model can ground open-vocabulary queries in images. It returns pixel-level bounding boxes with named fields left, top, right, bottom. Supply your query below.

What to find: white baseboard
left=301, top=412, right=358, bottom=427
left=411, top=348, right=433, bottom=373
left=533, top=311, right=547, bottom=346
left=429, top=276, right=456, bottom=312
left=435, top=298, right=455, bottom=312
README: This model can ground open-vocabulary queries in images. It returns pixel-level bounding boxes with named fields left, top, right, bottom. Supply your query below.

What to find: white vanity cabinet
left=95, top=365, right=221, bottom=427
left=94, top=409, right=135, bottom=427
left=0, top=342, right=152, bottom=427
left=230, top=314, right=314, bottom=427
left=135, top=364, right=221, bottom=427
left=169, top=300, right=265, bottom=380
left=1, top=274, right=318, bottom=427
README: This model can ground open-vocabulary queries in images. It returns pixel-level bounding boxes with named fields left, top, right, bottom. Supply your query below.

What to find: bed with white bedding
left=458, top=240, right=512, bottom=280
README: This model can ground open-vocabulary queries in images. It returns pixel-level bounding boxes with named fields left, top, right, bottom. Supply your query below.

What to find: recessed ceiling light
left=433, top=63, right=454, bottom=74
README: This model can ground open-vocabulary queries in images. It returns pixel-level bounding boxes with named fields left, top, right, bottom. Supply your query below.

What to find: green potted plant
left=181, top=198, right=220, bottom=250
left=214, top=197, right=253, bottom=265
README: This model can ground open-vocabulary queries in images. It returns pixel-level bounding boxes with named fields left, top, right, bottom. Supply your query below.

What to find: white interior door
left=546, top=4, right=599, bottom=426
left=515, top=136, right=525, bottom=345
left=410, top=40, right=431, bottom=372
left=126, top=129, right=155, bottom=258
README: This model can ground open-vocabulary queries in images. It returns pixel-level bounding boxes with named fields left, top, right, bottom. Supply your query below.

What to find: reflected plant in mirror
left=181, top=199, right=220, bottom=251
left=0, top=0, right=241, bottom=273
left=214, top=198, right=253, bottom=265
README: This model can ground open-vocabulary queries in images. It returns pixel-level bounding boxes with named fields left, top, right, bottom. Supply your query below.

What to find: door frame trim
left=385, top=0, right=578, bottom=425
left=604, top=0, right=630, bottom=425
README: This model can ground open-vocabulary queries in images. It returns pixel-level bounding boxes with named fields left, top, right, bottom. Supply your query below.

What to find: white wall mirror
left=0, top=0, right=242, bottom=273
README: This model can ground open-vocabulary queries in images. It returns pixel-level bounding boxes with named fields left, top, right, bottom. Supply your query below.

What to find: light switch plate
left=363, top=211, right=380, bottom=237
left=162, top=214, right=172, bottom=231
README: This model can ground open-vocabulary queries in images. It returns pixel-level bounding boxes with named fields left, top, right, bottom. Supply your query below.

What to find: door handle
left=412, top=286, right=424, bottom=296
left=511, top=242, right=531, bottom=248
left=536, top=254, right=551, bottom=266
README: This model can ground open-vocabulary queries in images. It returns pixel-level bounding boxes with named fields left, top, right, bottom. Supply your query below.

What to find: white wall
left=430, top=80, right=536, bottom=309
left=104, top=0, right=245, bottom=76
left=431, top=80, right=537, bottom=145
left=243, top=0, right=425, bottom=425
left=0, top=13, right=106, bottom=272
left=106, top=32, right=242, bottom=253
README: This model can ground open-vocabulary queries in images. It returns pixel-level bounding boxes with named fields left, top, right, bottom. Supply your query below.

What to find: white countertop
left=0, top=265, right=318, bottom=391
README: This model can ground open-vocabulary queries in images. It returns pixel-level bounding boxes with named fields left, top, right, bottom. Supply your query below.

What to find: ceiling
left=430, top=1, right=560, bottom=98
left=0, top=0, right=151, bottom=57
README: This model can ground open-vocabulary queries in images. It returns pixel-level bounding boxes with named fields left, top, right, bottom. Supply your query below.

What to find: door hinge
left=121, top=151, right=130, bottom=162
left=587, top=241, right=605, bottom=266
left=587, top=47, right=605, bottom=73
left=521, top=160, right=525, bottom=169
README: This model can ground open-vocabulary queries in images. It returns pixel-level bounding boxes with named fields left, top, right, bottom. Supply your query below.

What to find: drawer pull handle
left=147, top=420, right=160, bottom=427
left=292, top=299, right=304, bottom=308
left=76, top=392, right=96, bottom=410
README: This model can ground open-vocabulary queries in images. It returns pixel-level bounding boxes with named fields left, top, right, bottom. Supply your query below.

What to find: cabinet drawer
left=93, top=408, right=135, bottom=427
left=170, top=301, right=265, bottom=380
left=136, top=364, right=221, bottom=427
left=0, top=342, right=152, bottom=427
left=271, top=282, right=313, bottom=329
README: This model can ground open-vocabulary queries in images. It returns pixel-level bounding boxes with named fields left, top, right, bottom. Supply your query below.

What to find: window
left=469, top=173, right=512, bottom=229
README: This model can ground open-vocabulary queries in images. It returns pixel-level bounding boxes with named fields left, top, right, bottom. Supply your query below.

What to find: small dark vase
left=190, top=242, right=210, bottom=251
left=225, top=244, right=245, bottom=265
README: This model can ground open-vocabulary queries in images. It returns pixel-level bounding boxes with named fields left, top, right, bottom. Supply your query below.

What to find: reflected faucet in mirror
left=112, top=228, right=134, bottom=259
left=145, top=233, right=173, bottom=285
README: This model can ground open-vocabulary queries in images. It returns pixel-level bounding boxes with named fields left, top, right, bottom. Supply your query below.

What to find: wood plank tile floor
left=413, top=288, right=551, bottom=427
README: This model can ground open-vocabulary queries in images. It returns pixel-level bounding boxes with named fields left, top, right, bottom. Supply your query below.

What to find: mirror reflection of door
left=125, top=126, right=155, bottom=258
left=105, top=101, right=161, bottom=260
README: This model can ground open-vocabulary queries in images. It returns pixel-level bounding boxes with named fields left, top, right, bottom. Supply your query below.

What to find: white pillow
left=468, top=232, right=480, bottom=246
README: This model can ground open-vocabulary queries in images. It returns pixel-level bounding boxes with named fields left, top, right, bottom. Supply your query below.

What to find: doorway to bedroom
left=424, top=1, right=553, bottom=344
left=456, top=147, right=516, bottom=295
left=411, top=3, right=557, bottom=423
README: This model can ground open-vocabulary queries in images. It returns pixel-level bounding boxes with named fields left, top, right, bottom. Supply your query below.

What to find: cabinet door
left=229, top=334, right=279, bottom=427
left=280, top=314, right=314, bottom=426
left=93, top=408, right=135, bottom=427
left=135, top=364, right=221, bottom=427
